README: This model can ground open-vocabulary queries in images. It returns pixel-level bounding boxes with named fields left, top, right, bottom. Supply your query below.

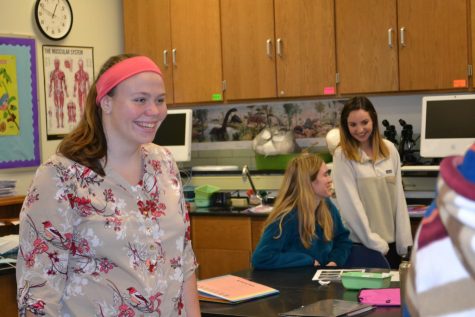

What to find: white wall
left=0, top=0, right=124, bottom=194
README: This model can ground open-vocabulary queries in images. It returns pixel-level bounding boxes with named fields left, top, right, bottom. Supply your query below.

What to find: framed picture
left=0, top=36, right=40, bottom=169
left=42, top=45, right=94, bottom=140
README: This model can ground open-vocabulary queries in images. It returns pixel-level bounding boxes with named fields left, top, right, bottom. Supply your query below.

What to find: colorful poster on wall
left=0, top=55, right=20, bottom=136
left=0, top=36, right=40, bottom=169
left=42, top=45, right=94, bottom=140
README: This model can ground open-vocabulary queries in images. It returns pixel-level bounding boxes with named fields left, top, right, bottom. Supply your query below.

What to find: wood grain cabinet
left=220, top=0, right=336, bottom=100
left=190, top=215, right=265, bottom=279
left=336, top=0, right=469, bottom=94
left=123, top=0, right=223, bottom=105
left=471, top=0, right=475, bottom=88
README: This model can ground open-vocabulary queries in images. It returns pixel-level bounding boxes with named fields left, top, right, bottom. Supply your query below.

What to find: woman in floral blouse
left=16, top=54, right=200, bottom=316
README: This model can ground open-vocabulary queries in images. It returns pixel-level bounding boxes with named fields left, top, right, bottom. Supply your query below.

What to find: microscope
left=398, top=119, right=419, bottom=164
left=382, top=119, right=399, bottom=145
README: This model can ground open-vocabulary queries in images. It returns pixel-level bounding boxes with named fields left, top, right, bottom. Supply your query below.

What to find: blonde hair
left=263, top=153, right=334, bottom=248
left=339, top=96, right=389, bottom=162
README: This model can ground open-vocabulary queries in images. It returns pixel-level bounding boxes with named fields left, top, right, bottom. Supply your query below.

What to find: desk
left=200, top=267, right=400, bottom=317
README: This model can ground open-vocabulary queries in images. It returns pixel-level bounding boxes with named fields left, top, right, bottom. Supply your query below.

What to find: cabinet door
left=335, top=0, right=398, bottom=94
left=122, top=0, right=174, bottom=104
left=170, top=0, right=223, bottom=104
left=398, top=0, right=468, bottom=91
left=274, top=0, right=336, bottom=98
left=472, top=0, right=475, bottom=88
left=221, top=0, right=277, bottom=100
left=194, top=249, right=251, bottom=279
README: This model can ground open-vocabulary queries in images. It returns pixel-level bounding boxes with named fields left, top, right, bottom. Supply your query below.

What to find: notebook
left=197, top=274, right=279, bottom=304
left=279, top=299, right=374, bottom=317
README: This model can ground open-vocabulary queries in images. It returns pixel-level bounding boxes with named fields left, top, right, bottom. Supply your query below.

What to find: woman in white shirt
left=332, top=96, right=412, bottom=268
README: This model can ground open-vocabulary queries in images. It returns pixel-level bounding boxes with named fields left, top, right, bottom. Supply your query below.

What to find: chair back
left=343, top=244, right=391, bottom=269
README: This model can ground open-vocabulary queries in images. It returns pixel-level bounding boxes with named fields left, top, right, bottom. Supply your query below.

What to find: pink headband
left=95, top=56, right=162, bottom=104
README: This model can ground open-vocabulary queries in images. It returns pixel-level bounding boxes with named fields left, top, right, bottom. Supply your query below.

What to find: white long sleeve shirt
left=332, top=140, right=412, bottom=255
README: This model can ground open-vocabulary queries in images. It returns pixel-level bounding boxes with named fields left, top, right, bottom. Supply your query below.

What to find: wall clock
left=35, top=0, right=73, bottom=41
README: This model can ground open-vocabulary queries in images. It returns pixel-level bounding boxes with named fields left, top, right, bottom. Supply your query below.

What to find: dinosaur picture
left=191, top=99, right=345, bottom=144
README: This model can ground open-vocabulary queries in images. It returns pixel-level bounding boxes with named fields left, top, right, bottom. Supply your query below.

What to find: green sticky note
left=212, top=93, right=222, bottom=101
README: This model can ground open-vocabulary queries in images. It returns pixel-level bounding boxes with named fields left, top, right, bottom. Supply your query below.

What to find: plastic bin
left=255, top=151, right=332, bottom=170
left=341, top=272, right=391, bottom=290
left=195, top=184, right=220, bottom=200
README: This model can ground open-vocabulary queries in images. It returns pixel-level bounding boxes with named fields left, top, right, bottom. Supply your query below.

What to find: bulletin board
left=0, top=36, right=40, bottom=169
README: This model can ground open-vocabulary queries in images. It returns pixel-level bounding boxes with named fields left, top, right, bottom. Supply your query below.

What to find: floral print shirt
left=16, top=143, right=197, bottom=316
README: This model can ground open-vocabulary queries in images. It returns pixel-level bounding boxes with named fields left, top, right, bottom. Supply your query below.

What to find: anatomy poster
left=42, top=45, right=94, bottom=140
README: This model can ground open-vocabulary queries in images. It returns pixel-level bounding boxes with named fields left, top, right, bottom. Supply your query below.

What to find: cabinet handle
left=172, top=48, right=177, bottom=66
left=388, top=28, right=393, bottom=48
left=400, top=27, right=406, bottom=47
left=163, top=50, right=168, bottom=67
left=277, top=38, right=283, bottom=57
left=266, top=39, right=273, bottom=57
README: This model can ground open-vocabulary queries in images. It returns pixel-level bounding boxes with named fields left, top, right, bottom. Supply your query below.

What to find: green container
left=255, top=152, right=332, bottom=171
left=341, top=272, right=392, bottom=290
left=195, top=184, right=220, bottom=200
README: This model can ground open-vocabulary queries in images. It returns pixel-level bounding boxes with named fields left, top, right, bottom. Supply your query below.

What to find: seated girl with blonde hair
left=252, top=153, right=352, bottom=269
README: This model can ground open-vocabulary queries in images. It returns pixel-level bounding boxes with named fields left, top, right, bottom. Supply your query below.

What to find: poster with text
left=43, top=45, right=94, bottom=140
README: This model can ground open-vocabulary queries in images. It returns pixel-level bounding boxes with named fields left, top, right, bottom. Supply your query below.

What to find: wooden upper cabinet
left=123, top=0, right=223, bottom=105
left=274, top=0, right=336, bottom=98
left=336, top=0, right=468, bottom=94
left=398, top=0, right=469, bottom=91
left=472, top=0, right=475, bottom=88
left=170, top=0, right=223, bottom=104
left=335, top=0, right=399, bottom=94
left=123, top=0, right=174, bottom=104
left=220, top=0, right=277, bottom=101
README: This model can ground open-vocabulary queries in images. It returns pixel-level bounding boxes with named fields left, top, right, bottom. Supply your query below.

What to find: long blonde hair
left=339, top=96, right=389, bottom=162
left=263, top=153, right=334, bottom=248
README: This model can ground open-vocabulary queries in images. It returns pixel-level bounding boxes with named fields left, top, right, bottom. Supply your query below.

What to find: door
left=274, top=0, right=336, bottom=98
left=123, top=0, right=174, bottom=104
left=335, top=0, right=399, bottom=94
left=220, top=0, right=277, bottom=100
left=170, top=0, right=223, bottom=104
left=398, top=0, right=469, bottom=91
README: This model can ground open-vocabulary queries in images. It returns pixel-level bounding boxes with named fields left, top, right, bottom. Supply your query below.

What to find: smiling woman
left=332, top=96, right=413, bottom=269
left=16, top=54, right=201, bottom=316
left=251, top=152, right=352, bottom=270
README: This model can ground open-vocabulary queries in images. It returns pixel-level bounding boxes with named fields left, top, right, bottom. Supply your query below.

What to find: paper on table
left=0, top=234, right=19, bottom=255
left=198, top=274, right=279, bottom=304
left=312, top=269, right=365, bottom=282
left=247, top=204, right=273, bottom=213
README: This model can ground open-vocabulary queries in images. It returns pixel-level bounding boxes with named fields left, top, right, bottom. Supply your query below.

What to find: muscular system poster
left=42, top=45, right=94, bottom=140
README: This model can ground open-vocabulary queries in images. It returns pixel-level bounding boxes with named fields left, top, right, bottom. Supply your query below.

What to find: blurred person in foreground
left=404, top=144, right=475, bottom=317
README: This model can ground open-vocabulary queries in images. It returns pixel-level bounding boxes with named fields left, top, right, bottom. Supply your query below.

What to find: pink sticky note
left=323, top=87, right=335, bottom=95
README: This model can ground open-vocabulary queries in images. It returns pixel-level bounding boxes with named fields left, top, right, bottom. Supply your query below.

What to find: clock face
left=35, top=0, right=73, bottom=40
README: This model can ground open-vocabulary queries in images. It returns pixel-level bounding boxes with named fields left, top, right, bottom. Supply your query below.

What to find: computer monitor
left=153, top=108, right=193, bottom=162
left=420, top=94, right=475, bottom=158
